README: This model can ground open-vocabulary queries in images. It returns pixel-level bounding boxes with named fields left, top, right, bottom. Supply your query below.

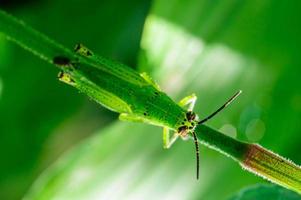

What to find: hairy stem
left=195, top=125, right=301, bottom=194
left=1, top=8, right=301, bottom=194
left=0, top=9, right=74, bottom=64
left=242, top=144, right=301, bottom=193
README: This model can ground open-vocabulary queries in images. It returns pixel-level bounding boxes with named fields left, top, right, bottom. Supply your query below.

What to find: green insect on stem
left=1, top=9, right=301, bottom=193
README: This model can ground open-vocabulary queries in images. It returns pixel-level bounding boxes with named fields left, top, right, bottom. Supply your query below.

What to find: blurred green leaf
left=228, top=184, right=301, bottom=200
left=24, top=122, right=230, bottom=200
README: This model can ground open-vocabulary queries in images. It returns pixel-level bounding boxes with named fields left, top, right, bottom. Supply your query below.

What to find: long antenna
left=192, top=131, right=199, bottom=180
left=198, top=90, right=242, bottom=125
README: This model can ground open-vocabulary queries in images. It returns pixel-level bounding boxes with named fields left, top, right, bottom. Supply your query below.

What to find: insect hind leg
left=178, top=93, right=197, bottom=111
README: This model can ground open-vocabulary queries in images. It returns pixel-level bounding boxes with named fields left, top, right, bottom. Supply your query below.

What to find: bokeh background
left=0, top=0, right=301, bottom=199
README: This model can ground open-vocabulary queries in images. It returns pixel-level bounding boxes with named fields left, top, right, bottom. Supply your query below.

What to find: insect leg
left=163, top=127, right=179, bottom=149
left=178, top=93, right=197, bottom=111
left=118, top=113, right=156, bottom=124
left=140, top=72, right=161, bottom=91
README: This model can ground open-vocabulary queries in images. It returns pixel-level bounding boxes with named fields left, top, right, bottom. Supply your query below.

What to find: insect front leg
left=163, top=127, right=179, bottom=149
left=178, top=93, right=197, bottom=111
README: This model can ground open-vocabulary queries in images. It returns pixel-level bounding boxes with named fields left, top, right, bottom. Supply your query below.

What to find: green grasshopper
left=54, top=44, right=241, bottom=179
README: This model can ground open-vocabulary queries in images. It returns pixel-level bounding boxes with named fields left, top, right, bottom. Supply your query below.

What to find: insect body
left=55, top=44, right=241, bottom=179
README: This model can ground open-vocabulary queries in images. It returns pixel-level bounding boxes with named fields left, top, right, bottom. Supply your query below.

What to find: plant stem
left=1, top=8, right=300, bottom=194
left=195, top=125, right=301, bottom=194
left=0, top=9, right=74, bottom=64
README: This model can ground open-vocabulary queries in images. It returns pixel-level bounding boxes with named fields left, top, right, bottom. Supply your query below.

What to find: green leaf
left=229, top=184, right=301, bottom=200
left=24, top=123, right=200, bottom=200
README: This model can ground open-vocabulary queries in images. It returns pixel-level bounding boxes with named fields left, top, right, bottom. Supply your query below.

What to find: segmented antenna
left=192, top=131, right=199, bottom=180
left=198, top=90, right=242, bottom=125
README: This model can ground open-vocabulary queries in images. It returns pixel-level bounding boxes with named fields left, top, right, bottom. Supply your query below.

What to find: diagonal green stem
left=0, top=9, right=300, bottom=194
left=0, top=9, right=74, bottom=64
left=195, top=125, right=301, bottom=194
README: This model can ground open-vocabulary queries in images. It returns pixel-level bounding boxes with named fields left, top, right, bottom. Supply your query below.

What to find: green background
left=0, top=0, right=300, bottom=199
